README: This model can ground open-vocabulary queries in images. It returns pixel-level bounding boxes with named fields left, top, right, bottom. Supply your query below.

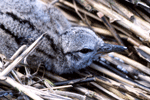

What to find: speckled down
left=0, top=0, right=104, bottom=74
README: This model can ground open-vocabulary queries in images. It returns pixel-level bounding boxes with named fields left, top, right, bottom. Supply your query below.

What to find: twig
left=100, top=84, right=138, bottom=100
left=49, top=0, right=59, bottom=5
left=4, top=45, right=27, bottom=67
left=58, top=0, right=102, bottom=22
left=75, top=86, right=105, bottom=100
left=97, top=12, right=125, bottom=46
left=0, top=76, right=43, bottom=100
left=4, top=45, right=27, bottom=83
left=112, top=25, right=142, bottom=44
left=54, top=77, right=96, bottom=86
left=138, top=74, right=150, bottom=83
left=98, top=0, right=132, bottom=20
left=102, top=53, right=150, bottom=86
left=86, top=0, right=150, bottom=42
left=128, top=37, right=150, bottom=55
left=90, top=82, right=124, bottom=100
left=90, top=63, right=150, bottom=93
left=134, top=8, right=150, bottom=23
left=99, top=0, right=150, bottom=31
left=75, top=0, right=93, bottom=11
left=24, top=85, right=72, bottom=100
left=41, top=86, right=73, bottom=91
left=73, top=0, right=85, bottom=23
left=40, top=70, right=106, bottom=100
left=55, top=90, right=86, bottom=100
left=0, top=33, right=45, bottom=77
left=98, top=60, right=130, bottom=79
left=102, top=54, right=139, bottom=78
left=110, top=52, right=150, bottom=75
left=97, top=11, right=131, bottom=56
left=95, top=76, right=150, bottom=99
left=51, top=85, right=73, bottom=90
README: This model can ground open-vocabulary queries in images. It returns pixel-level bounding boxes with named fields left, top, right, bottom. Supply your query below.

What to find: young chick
left=0, top=0, right=126, bottom=74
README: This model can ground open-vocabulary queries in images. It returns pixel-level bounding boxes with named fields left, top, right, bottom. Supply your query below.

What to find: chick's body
left=0, top=0, right=104, bottom=74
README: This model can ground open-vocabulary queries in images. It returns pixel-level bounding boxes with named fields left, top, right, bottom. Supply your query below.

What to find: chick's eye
left=80, top=48, right=93, bottom=54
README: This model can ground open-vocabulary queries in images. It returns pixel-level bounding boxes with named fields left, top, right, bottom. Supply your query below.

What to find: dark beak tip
left=115, top=45, right=127, bottom=52
left=121, top=46, right=127, bottom=50
left=123, top=46, right=127, bottom=50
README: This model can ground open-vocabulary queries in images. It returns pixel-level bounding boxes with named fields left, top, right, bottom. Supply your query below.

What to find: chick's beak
left=97, top=43, right=127, bottom=54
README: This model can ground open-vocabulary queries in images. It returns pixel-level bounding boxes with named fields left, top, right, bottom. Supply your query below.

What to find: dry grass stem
left=86, top=0, right=150, bottom=42
left=90, top=63, right=150, bottom=92
left=0, top=34, right=45, bottom=77
left=110, top=52, right=150, bottom=75
left=1, top=76, right=43, bottom=100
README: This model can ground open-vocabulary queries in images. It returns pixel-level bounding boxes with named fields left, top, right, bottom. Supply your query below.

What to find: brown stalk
left=86, top=0, right=150, bottom=42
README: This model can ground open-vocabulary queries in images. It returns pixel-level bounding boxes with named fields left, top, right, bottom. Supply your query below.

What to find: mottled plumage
left=0, top=0, right=126, bottom=74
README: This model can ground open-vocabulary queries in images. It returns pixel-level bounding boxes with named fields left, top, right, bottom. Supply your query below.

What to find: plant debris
left=0, top=0, right=150, bottom=99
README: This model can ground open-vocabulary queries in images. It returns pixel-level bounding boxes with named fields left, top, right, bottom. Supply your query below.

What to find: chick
left=0, top=0, right=126, bottom=74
